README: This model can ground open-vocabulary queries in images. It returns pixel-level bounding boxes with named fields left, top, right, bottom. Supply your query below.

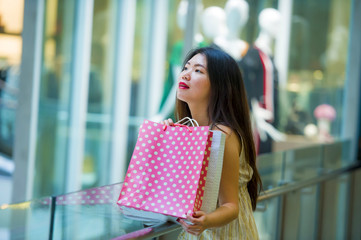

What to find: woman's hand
left=176, top=125, right=240, bottom=235
left=178, top=211, right=209, bottom=236
left=160, top=118, right=174, bottom=126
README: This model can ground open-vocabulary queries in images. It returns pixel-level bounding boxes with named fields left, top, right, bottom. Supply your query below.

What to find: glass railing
left=51, top=184, right=145, bottom=239
left=255, top=139, right=359, bottom=240
left=1, top=140, right=360, bottom=239
left=0, top=197, right=52, bottom=239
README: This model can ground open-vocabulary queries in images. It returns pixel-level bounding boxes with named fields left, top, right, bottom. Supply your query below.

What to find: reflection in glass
left=35, top=0, right=76, bottom=198
left=52, top=183, right=144, bottom=240
left=280, top=0, right=351, bottom=141
left=283, top=145, right=323, bottom=182
left=257, top=151, right=284, bottom=189
left=82, top=0, right=116, bottom=189
left=254, top=197, right=281, bottom=240
left=0, top=0, right=24, bottom=176
left=297, top=185, right=318, bottom=239
left=319, top=175, right=350, bottom=239
left=0, top=197, right=52, bottom=239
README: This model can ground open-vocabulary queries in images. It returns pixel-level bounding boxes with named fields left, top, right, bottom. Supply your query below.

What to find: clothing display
left=239, top=46, right=279, bottom=154
left=177, top=144, right=259, bottom=240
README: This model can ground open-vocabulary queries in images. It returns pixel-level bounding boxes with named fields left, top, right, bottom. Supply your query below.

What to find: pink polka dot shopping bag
left=117, top=118, right=226, bottom=223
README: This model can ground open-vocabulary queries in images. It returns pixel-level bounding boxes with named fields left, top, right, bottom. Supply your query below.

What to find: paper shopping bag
left=200, top=130, right=226, bottom=214
left=117, top=120, right=212, bottom=221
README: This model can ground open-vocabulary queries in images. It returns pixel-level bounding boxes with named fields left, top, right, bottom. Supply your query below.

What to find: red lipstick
left=179, top=82, right=189, bottom=89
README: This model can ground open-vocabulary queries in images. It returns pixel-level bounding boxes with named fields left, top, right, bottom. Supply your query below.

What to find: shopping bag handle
left=176, top=117, right=199, bottom=127
left=162, top=117, right=199, bottom=131
left=163, top=123, right=192, bottom=132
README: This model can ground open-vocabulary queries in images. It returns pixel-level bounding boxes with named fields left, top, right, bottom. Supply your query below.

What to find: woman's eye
left=195, top=69, right=202, bottom=73
left=182, top=67, right=188, bottom=71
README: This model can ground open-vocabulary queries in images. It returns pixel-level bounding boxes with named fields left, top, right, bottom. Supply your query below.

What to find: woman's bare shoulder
left=211, top=124, right=232, bottom=135
left=212, top=124, right=241, bottom=151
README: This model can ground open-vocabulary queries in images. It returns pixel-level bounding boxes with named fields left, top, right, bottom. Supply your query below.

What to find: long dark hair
left=175, top=47, right=262, bottom=210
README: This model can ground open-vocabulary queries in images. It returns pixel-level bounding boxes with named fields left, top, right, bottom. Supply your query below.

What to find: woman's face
left=177, top=53, right=211, bottom=105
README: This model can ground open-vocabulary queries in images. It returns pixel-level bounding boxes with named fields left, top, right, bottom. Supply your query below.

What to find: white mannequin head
left=258, top=8, right=281, bottom=38
left=201, top=6, right=226, bottom=42
left=224, top=0, right=249, bottom=36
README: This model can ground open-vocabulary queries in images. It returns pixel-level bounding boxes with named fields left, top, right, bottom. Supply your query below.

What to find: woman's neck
left=188, top=103, right=210, bottom=126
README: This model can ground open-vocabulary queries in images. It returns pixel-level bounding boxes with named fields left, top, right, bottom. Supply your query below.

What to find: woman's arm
left=178, top=125, right=241, bottom=236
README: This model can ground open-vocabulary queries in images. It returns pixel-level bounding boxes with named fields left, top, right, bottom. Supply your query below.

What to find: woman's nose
left=182, top=72, right=190, bottom=81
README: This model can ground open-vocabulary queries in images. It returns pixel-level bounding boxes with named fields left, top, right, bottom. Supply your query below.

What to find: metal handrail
left=135, top=160, right=361, bottom=239
left=136, top=222, right=181, bottom=240
left=258, top=161, right=361, bottom=201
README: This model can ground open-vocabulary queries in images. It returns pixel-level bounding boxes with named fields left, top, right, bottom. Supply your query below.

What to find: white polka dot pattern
left=52, top=184, right=122, bottom=205
left=118, top=120, right=212, bottom=218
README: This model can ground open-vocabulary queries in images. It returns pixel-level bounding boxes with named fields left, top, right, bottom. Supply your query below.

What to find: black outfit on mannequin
left=238, top=46, right=279, bottom=154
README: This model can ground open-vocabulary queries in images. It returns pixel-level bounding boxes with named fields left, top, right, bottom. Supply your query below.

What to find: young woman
left=161, top=47, right=262, bottom=239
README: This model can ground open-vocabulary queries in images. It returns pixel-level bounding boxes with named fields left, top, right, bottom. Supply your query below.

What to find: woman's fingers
left=178, top=219, right=190, bottom=231
left=162, top=118, right=174, bottom=126
left=178, top=215, right=207, bottom=236
left=192, top=211, right=205, bottom=218
left=178, top=219, right=201, bottom=236
left=185, top=213, right=195, bottom=223
left=186, top=211, right=204, bottom=224
left=166, top=118, right=174, bottom=126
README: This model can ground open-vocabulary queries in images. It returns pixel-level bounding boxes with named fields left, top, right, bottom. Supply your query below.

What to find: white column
left=12, top=0, right=44, bottom=203
left=339, top=3, right=361, bottom=239
left=137, top=0, right=169, bottom=119
left=135, top=1, right=151, bottom=119
left=341, top=0, right=361, bottom=161
left=53, top=0, right=76, bottom=196
left=109, top=0, right=137, bottom=183
left=182, top=0, right=197, bottom=58
left=275, top=0, right=293, bottom=89
left=147, top=0, right=169, bottom=117
left=65, top=0, right=94, bottom=193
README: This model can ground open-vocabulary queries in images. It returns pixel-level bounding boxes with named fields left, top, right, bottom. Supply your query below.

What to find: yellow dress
left=177, top=148, right=259, bottom=240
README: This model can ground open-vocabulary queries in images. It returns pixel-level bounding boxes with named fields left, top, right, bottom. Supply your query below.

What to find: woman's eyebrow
left=194, top=63, right=206, bottom=69
left=185, top=62, right=207, bottom=69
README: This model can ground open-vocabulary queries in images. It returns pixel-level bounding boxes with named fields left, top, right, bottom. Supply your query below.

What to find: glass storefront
left=200, top=0, right=352, bottom=153
left=35, top=0, right=76, bottom=198
left=0, top=0, right=23, bottom=175
left=33, top=0, right=186, bottom=197
left=0, top=0, right=359, bottom=201
left=281, top=0, right=351, bottom=139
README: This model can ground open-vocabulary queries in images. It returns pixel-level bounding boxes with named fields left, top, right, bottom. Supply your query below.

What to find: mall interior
left=0, top=0, right=360, bottom=239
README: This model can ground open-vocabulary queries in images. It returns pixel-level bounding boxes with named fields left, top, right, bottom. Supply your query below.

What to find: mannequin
left=253, top=8, right=281, bottom=117
left=254, top=8, right=282, bottom=56
left=155, top=0, right=207, bottom=122
left=239, top=8, right=285, bottom=154
left=214, top=0, right=249, bottom=61
left=201, top=6, right=227, bottom=44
